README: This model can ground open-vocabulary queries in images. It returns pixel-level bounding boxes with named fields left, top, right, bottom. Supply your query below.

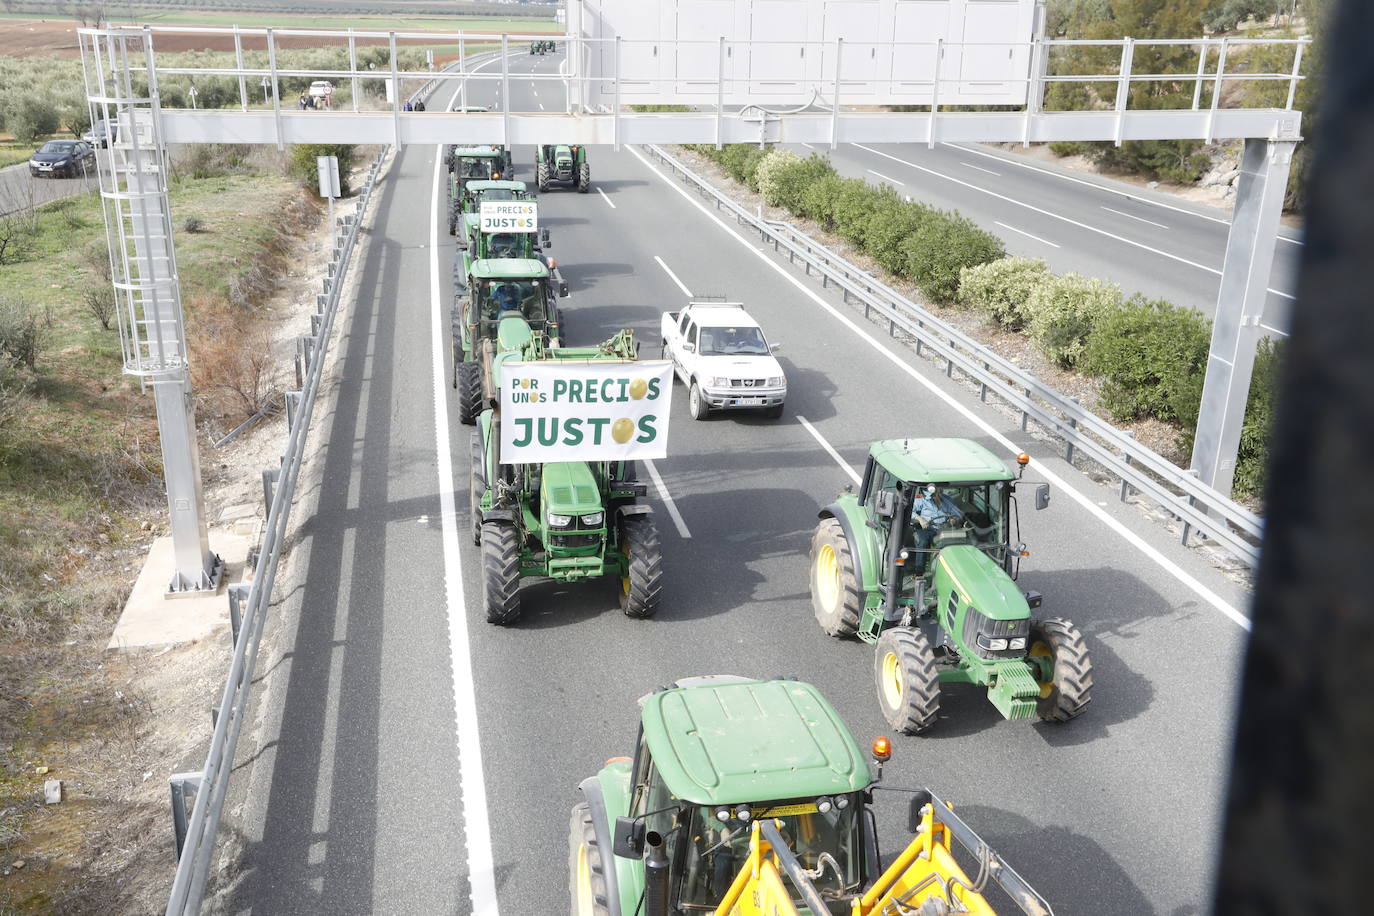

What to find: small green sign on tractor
left=810, top=438, right=1093, bottom=734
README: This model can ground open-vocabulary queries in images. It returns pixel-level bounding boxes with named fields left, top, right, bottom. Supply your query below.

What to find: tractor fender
left=818, top=502, right=881, bottom=593
left=480, top=508, right=517, bottom=525
left=615, top=504, right=653, bottom=520
left=579, top=771, right=629, bottom=916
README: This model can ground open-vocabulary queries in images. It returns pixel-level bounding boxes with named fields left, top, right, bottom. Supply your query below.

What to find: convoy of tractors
left=442, top=75, right=1091, bottom=913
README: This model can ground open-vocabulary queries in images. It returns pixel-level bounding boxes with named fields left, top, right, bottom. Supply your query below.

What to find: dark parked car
left=29, top=140, right=95, bottom=178
left=81, top=118, right=118, bottom=148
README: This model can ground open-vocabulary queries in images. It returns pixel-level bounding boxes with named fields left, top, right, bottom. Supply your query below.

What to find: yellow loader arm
left=713, top=792, right=1053, bottom=916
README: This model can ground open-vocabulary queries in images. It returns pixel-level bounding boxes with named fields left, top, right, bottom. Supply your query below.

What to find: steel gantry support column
left=1191, top=137, right=1297, bottom=495
left=82, top=28, right=222, bottom=595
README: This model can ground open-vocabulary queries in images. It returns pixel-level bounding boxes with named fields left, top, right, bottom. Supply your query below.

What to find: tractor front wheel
left=1028, top=617, right=1093, bottom=722
left=537, top=161, right=550, bottom=193
left=810, top=518, right=861, bottom=637
left=874, top=627, right=940, bottom=734
left=688, top=382, right=708, bottom=420
left=618, top=514, right=663, bottom=618
left=457, top=361, right=482, bottom=425
left=481, top=521, right=522, bottom=625
left=569, top=802, right=611, bottom=916
left=577, top=162, right=591, bottom=193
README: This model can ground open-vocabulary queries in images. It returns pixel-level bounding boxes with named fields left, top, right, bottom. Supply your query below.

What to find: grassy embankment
left=0, top=156, right=314, bottom=913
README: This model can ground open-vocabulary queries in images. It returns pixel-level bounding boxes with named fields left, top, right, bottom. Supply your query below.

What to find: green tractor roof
left=470, top=258, right=549, bottom=280
left=453, top=147, right=504, bottom=158
left=641, top=678, right=871, bottom=806
left=870, top=438, right=1013, bottom=484
left=466, top=179, right=527, bottom=193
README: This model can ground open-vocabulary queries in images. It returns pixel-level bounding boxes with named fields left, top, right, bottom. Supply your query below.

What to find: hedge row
left=685, top=145, right=1005, bottom=303
left=958, top=256, right=1279, bottom=498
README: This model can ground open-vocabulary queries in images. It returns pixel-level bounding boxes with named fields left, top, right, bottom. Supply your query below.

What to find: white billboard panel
left=577, top=0, right=1039, bottom=107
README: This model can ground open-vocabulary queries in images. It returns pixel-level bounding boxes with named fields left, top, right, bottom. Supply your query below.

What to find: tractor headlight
left=815, top=795, right=833, bottom=814
left=714, top=806, right=732, bottom=824
left=976, top=634, right=1009, bottom=651
left=766, top=376, right=785, bottom=387
left=547, top=512, right=573, bottom=529
left=736, top=804, right=752, bottom=822
left=1009, top=637, right=1027, bottom=650
left=580, top=511, right=603, bottom=527
left=834, top=794, right=851, bottom=810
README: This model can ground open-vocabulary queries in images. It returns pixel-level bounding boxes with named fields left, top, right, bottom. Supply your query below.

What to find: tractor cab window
left=864, top=468, right=902, bottom=523
left=630, top=747, right=682, bottom=867
left=460, top=158, right=493, bottom=179
left=478, top=188, right=518, bottom=203
left=917, top=483, right=1007, bottom=553
left=678, top=801, right=862, bottom=912
left=485, top=233, right=525, bottom=259
left=478, top=279, right=547, bottom=324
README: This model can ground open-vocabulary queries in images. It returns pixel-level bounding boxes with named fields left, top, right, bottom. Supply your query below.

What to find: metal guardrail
left=163, top=147, right=384, bottom=916
left=643, top=143, right=1263, bottom=570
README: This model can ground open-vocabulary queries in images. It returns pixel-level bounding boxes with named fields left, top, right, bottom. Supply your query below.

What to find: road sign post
left=317, top=154, right=341, bottom=249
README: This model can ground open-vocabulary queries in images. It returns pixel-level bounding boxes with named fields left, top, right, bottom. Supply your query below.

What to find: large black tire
left=810, top=517, right=861, bottom=637
left=687, top=381, right=708, bottom=421
left=569, top=802, right=611, bottom=916
left=447, top=201, right=458, bottom=236
left=457, top=361, right=482, bottom=426
left=874, top=627, right=941, bottom=734
left=481, top=521, right=522, bottom=625
left=537, top=161, right=550, bottom=193
left=577, top=161, right=591, bottom=193
left=618, top=514, right=663, bottom=619
left=468, top=431, right=485, bottom=546
left=1028, top=618, right=1093, bottom=722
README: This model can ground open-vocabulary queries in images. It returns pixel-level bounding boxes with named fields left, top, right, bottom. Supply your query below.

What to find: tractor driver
left=488, top=233, right=521, bottom=258
left=910, top=484, right=963, bottom=574
left=493, top=282, right=522, bottom=315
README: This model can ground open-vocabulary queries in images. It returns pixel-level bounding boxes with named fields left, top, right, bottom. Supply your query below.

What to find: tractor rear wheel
left=457, top=360, right=482, bottom=425
left=569, top=802, right=611, bottom=916
left=577, top=162, right=591, bottom=193
left=874, top=627, right=940, bottom=734
left=1028, top=618, right=1093, bottom=722
left=688, top=382, right=708, bottom=420
left=618, top=514, right=663, bottom=618
left=537, top=161, right=550, bottom=193
left=810, top=518, right=861, bottom=637
left=481, top=521, right=522, bottom=625
left=468, top=432, right=485, bottom=546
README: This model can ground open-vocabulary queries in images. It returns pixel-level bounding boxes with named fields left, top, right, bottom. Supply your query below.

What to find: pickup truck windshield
left=698, top=326, right=767, bottom=356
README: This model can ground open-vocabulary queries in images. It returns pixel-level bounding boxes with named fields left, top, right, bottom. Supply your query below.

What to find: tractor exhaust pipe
left=644, top=831, right=670, bottom=916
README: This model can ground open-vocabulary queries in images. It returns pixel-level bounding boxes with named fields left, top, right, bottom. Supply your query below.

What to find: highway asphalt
left=0, top=160, right=99, bottom=216
left=222, top=51, right=1254, bottom=916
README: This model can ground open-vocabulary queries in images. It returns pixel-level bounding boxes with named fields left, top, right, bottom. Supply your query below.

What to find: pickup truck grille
left=726, top=378, right=768, bottom=388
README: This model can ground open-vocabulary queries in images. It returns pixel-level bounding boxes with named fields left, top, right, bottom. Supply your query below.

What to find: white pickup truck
left=660, top=300, right=786, bottom=420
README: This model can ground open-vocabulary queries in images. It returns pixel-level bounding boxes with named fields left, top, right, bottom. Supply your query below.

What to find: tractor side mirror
left=875, top=489, right=897, bottom=518
left=559, top=282, right=570, bottom=298
left=1035, top=483, right=1050, bottom=511
left=612, top=816, right=646, bottom=859
left=906, top=790, right=933, bottom=833
left=541, top=228, right=552, bottom=248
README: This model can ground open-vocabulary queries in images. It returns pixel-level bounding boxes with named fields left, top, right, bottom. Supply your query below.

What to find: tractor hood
left=934, top=545, right=1029, bottom=622
left=496, top=314, right=534, bottom=351
left=541, top=462, right=602, bottom=516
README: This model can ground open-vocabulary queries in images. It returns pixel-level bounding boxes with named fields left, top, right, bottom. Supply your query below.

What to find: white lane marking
left=644, top=460, right=693, bottom=539
left=597, top=187, right=617, bottom=209
left=435, top=85, right=500, bottom=915
left=654, top=255, right=692, bottom=296
left=800, top=141, right=815, bottom=150
left=866, top=168, right=903, bottom=186
left=960, top=161, right=1001, bottom=176
left=538, top=102, right=545, bottom=110
left=798, top=416, right=862, bottom=486
left=627, top=143, right=1250, bottom=632
left=854, top=142, right=1294, bottom=303
left=1101, top=205, right=1168, bottom=230
left=995, top=221, right=1061, bottom=249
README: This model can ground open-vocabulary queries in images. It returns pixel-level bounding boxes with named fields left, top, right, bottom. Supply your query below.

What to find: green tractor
left=451, top=257, right=569, bottom=424
left=530, top=39, right=555, bottom=55
left=449, top=177, right=531, bottom=236
left=810, top=438, right=1092, bottom=734
left=535, top=143, right=590, bottom=193
left=444, top=145, right=513, bottom=185
left=470, top=324, right=663, bottom=625
left=573, top=675, right=1053, bottom=916
left=452, top=178, right=564, bottom=291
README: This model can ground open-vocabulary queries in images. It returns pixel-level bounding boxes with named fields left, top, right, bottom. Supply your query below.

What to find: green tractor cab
left=575, top=676, right=877, bottom=916
left=810, top=438, right=1092, bottom=734
left=536, top=143, right=590, bottom=193
left=448, top=177, right=529, bottom=236
left=451, top=258, right=569, bottom=424
left=470, top=324, right=663, bottom=625
left=445, top=144, right=513, bottom=187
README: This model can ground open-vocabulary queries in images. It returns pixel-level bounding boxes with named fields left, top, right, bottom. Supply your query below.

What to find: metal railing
left=644, top=143, right=1263, bottom=570
left=163, top=147, right=384, bottom=915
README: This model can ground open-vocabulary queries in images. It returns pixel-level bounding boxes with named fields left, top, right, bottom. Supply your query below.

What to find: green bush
left=718, top=144, right=769, bottom=189
left=1080, top=295, right=1212, bottom=422
left=289, top=144, right=356, bottom=197
left=757, top=152, right=835, bottom=213
left=1024, top=273, right=1122, bottom=368
left=957, top=257, right=1052, bottom=329
left=1233, top=338, right=1283, bottom=499
left=831, top=177, right=886, bottom=248
left=0, top=296, right=51, bottom=371
left=864, top=197, right=932, bottom=275
left=3, top=94, right=60, bottom=145
left=902, top=213, right=1006, bottom=304
left=797, top=173, right=848, bottom=230
left=1094, top=139, right=1211, bottom=184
